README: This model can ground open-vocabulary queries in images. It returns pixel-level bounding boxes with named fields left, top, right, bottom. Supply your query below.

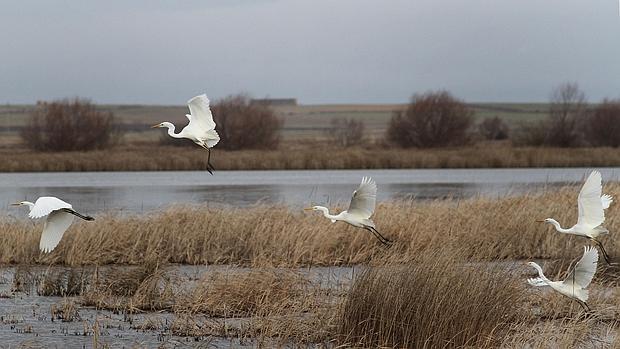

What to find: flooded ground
left=0, top=265, right=355, bottom=348
left=0, top=263, right=617, bottom=348
left=1, top=168, right=618, bottom=214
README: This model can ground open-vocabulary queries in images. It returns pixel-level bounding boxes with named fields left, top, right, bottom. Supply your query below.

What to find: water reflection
left=0, top=168, right=616, bottom=215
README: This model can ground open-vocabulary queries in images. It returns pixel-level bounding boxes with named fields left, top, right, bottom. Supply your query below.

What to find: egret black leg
left=364, top=227, right=392, bottom=247
left=592, top=238, right=614, bottom=266
left=206, top=148, right=216, bottom=175
left=576, top=299, right=590, bottom=312
left=370, top=227, right=393, bottom=246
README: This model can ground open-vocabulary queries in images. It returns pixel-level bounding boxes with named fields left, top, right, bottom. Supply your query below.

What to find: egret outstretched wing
left=29, top=197, right=72, bottom=219
left=602, top=194, right=613, bottom=210
left=347, top=177, right=377, bottom=219
left=40, top=211, right=74, bottom=253
left=563, top=246, right=598, bottom=289
left=187, top=94, right=216, bottom=131
left=577, top=171, right=605, bottom=227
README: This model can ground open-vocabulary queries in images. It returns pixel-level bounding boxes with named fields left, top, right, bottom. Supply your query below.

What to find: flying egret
left=304, top=177, right=393, bottom=246
left=152, top=94, right=220, bottom=174
left=538, top=170, right=614, bottom=265
left=11, top=196, right=94, bottom=253
left=527, top=246, right=598, bottom=311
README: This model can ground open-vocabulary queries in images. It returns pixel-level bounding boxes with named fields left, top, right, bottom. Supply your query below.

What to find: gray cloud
left=1, top=0, right=619, bottom=104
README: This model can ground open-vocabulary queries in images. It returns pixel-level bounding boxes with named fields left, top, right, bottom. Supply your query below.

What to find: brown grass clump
left=51, top=299, right=81, bottom=322
left=174, top=269, right=337, bottom=344
left=81, top=258, right=174, bottom=311
left=179, top=269, right=314, bottom=317
left=337, top=249, right=527, bottom=348
left=500, top=316, right=618, bottom=348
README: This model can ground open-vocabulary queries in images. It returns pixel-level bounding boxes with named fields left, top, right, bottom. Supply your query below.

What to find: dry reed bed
left=2, top=184, right=620, bottom=266
left=3, top=145, right=620, bottom=171
left=338, top=248, right=620, bottom=348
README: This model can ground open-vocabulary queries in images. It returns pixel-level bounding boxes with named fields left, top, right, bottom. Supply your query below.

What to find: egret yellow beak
left=151, top=124, right=161, bottom=128
left=303, top=207, right=313, bottom=211
left=535, top=219, right=545, bottom=222
left=10, top=202, right=21, bottom=206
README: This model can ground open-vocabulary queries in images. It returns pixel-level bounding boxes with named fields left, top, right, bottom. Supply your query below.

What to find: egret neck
left=529, top=262, right=551, bottom=285
left=314, top=206, right=341, bottom=223
left=545, top=218, right=572, bottom=234
left=162, top=122, right=184, bottom=138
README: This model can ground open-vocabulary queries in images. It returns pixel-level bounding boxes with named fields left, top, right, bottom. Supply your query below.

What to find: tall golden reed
left=0, top=183, right=618, bottom=266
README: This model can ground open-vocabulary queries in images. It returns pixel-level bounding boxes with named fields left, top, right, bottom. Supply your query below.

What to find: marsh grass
left=2, top=183, right=620, bottom=267
left=3, top=186, right=620, bottom=346
left=5, top=144, right=620, bottom=171
left=51, top=299, right=80, bottom=322
left=337, top=248, right=528, bottom=348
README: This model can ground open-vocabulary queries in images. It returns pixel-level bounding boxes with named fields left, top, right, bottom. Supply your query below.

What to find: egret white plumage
left=11, top=196, right=94, bottom=253
left=152, top=94, right=220, bottom=174
left=538, top=170, right=614, bottom=265
left=304, top=177, right=392, bottom=246
left=527, top=246, right=598, bottom=311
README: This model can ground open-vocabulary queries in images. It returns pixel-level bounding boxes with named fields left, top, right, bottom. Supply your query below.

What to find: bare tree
left=387, top=91, right=473, bottom=148
left=478, top=116, right=509, bottom=140
left=20, top=98, right=120, bottom=151
left=586, top=99, right=620, bottom=147
left=211, top=94, right=282, bottom=150
left=325, top=118, right=365, bottom=147
left=545, top=82, right=587, bottom=147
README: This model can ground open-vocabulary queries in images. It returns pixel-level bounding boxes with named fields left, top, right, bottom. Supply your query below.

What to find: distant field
left=0, top=102, right=549, bottom=146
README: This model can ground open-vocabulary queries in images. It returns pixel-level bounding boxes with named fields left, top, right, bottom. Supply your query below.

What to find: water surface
left=0, top=168, right=617, bottom=214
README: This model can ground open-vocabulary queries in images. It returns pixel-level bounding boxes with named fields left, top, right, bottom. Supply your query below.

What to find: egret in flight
left=538, top=170, right=614, bottom=265
left=527, top=246, right=598, bottom=311
left=305, top=177, right=393, bottom=246
left=152, top=94, right=220, bottom=174
left=12, top=196, right=94, bottom=253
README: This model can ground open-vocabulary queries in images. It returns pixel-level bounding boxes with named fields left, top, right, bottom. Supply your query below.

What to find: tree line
left=18, top=83, right=620, bottom=152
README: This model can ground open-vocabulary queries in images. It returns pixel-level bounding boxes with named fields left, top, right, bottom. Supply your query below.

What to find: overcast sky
left=1, top=0, right=619, bottom=104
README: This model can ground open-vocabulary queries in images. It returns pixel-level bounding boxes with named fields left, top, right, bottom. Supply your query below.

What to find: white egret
left=152, top=93, right=220, bottom=174
left=527, top=246, right=598, bottom=311
left=538, top=170, right=614, bottom=265
left=305, top=177, right=392, bottom=246
left=11, top=196, right=94, bottom=253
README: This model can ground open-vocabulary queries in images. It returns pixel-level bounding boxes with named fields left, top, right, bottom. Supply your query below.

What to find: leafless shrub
left=478, top=116, right=509, bottom=140
left=211, top=94, right=282, bottom=150
left=585, top=98, right=620, bottom=147
left=325, top=118, right=365, bottom=147
left=387, top=91, right=473, bottom=147
left=544, top=82, right=587, bottom=147
left=20, top=98, right=121, bottom=151
left=511, top=121, right=548, bottom=146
